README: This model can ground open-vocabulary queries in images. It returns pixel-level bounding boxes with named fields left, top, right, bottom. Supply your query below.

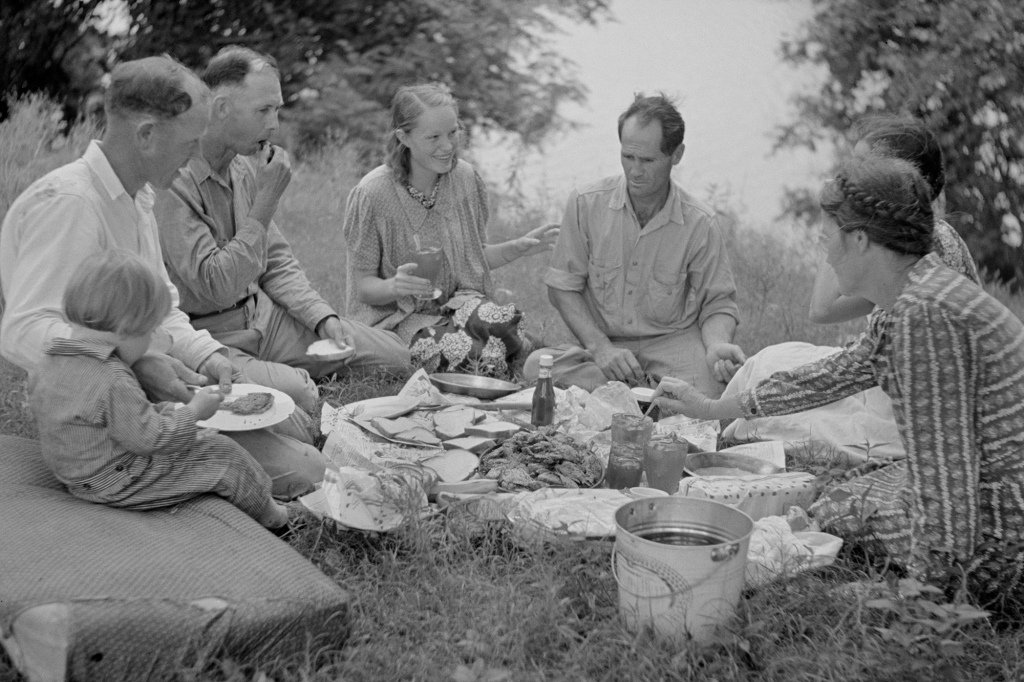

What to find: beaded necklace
left=406, top=181, right=440, bottom=209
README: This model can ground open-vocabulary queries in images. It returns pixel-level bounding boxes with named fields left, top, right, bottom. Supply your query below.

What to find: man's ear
left=135, top=117, right=158, bottom=152
left=671, top=142, right=685, bottom=166
left=212, top=93, right=232, bottom=120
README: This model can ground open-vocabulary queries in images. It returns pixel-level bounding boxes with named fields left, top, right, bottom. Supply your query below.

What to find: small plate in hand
left=307, top=339, right=355, bottom=362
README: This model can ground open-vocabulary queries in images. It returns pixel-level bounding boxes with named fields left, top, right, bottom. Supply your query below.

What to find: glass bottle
left=531, top=354, right=555, bottom=427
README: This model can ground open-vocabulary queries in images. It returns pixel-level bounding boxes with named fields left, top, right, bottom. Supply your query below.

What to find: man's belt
left=188, top=294, right=253, bottom=322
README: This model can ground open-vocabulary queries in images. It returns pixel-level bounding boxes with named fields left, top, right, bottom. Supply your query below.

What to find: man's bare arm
left=548, top=287, right=644, bottom=384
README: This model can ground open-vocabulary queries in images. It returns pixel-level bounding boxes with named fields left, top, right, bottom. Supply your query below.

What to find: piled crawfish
left=480, top=426, right=602, bottom=491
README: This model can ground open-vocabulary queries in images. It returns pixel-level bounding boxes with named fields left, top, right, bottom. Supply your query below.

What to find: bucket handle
left=611, top=548, right=694, bottom=610
left=711, top=542, right=741, bottom=562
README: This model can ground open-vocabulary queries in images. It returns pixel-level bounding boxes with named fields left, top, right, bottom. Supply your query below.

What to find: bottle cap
left=539, top=354, right=553, bottom=367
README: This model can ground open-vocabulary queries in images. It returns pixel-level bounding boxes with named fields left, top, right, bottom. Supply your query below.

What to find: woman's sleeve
left=341, top=183, right=384, bottom=274
left=470, top=165, right=491, bottom=243
left=737, top=333, right=880, bottom=418
left=890, top=301, right=980, bottom=575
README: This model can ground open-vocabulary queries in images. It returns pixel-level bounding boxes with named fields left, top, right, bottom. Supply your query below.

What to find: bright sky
left=473, top=0, right=833, bottom=227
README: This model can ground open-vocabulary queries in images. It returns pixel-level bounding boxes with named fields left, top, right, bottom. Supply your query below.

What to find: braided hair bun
left=820, top=154, right=935, bottom=256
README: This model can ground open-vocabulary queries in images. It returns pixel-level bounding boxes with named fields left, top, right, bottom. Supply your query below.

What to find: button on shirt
left=154, top=155, right=336, bottom=329
left=545, top=175, right=738, bottom=339
left=0, top=141, right=222, bottom=373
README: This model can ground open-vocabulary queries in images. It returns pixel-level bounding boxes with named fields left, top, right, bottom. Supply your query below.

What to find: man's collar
left=610, top=175, right=686, bottom=228
left=185, top=154, right=216, bottom=184
left=85, top=140, right=156, bottom=209
left=84, top=140, right=130, bottom=202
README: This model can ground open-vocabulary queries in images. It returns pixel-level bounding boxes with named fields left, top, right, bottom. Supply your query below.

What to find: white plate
left=195, top=384, right=295, bottom=432
left=306, top=339, right=355, bottom=362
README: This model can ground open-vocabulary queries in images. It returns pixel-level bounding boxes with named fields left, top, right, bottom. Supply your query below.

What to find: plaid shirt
left=30, top=338, right=199, bottom=486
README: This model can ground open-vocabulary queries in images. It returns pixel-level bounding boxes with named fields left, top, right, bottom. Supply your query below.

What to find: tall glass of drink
left=604, top=413, right=654, bottom=489
left=409, top=233, right=444, bottom=300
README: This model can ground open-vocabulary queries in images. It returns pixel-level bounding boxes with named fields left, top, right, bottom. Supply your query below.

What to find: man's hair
left=820, top=154, right=935, bottom=257
left=203, top=45, right=279, bottom=89
left=385, top=83, right=460, bottom=184
left=63, top=250, right=171, bottom=336
left=617, top=92, right=685, bottom=155
left=854, top=114, right=946, bottom=199
left=105, top=55, right=208, bottom=120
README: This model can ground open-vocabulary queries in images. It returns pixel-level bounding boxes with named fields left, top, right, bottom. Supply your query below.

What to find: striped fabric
left=29, top=338, right=273, bottom=521
left=739, top=254, right=1024, bottom=584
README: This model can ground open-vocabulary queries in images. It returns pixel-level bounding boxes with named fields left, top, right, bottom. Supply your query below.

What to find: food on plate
left=422, top=449, right=480, bottom=482
left=465, top=421, right=521, bottom=441
left=432, top=406, right=484, bottom=439
left=222, top=391, right=275, bottom=415
left=370, top=417, right=441, bottom=446
left=479, top=427, right=602, bottom=492
left=371, top=416, right=423, bottom=438
left=443, top=437, right=497, bottom=454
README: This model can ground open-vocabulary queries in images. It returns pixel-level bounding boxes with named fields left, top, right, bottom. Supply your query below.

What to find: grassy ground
left=3, top=99, right=1024, bottom=681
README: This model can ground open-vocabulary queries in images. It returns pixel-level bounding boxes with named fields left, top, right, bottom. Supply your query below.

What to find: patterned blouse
left=865, top=218, right=979, bottom=329
left=342, top=161, right=493, bottom=343
left=738, top=254, right=1024, bottom=576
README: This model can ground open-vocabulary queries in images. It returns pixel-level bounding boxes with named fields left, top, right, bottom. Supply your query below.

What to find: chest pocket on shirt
left=588, top=260, right=622, bottom=309
left=641, top=269, right=690, bottom=326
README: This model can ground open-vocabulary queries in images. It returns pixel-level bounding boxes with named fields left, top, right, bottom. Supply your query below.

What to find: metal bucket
left=613, top=496, right=753, bottom=644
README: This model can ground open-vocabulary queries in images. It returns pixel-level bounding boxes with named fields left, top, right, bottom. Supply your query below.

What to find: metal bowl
left=428, top=373, right=522, bottom=400
left=683, top=451, right=783, bottom=477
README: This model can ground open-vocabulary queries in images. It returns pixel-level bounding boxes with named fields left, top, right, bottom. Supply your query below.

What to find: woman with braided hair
left=652, top=154, right=1024, bottom=608
left=810, top=114, right=980, bottom=323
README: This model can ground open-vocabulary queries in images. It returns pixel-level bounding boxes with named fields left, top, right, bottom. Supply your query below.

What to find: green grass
left=3, top=98, right=1024, bottom=682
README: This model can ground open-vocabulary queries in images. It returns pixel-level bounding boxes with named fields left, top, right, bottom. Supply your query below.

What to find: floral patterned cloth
left=739, top=254, right=1024, bottom=599
left=409, top=293, right=526, bottom=375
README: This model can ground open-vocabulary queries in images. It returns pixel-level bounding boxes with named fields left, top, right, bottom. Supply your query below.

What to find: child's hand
left=188, top=386, right=224, bottom=421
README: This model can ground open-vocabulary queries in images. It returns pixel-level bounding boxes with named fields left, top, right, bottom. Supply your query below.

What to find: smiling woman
left=342, top=83, right=558, bottom=376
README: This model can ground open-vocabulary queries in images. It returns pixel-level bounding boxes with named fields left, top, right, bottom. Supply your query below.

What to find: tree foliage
left=2, top=0, right=610, bottom=166
left=0, top=0, right=111, bottom=121
left=779, top=0, right=1024, bottom=283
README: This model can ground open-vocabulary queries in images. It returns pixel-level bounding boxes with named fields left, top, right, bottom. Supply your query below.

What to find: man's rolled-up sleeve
left=692, top=216, right=739, bottom=327
left=259, top=220, right=336, bottom=331
left=544, top=190, right=589, bottom=292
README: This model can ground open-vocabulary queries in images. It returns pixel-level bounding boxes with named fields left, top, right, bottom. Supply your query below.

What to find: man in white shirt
left=0, top=56, right=327, bottom=499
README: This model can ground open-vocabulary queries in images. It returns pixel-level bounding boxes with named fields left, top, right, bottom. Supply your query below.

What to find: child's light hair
left=63, top=250, right=172, bottom=336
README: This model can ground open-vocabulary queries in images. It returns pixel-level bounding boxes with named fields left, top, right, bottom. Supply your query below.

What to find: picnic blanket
left=0, top=435, right=350, bottom=682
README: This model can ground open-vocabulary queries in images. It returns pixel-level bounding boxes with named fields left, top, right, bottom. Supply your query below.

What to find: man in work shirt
left=154, top=45, right=410, bottom=411
left=526, top=93, right=745, bottom=397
